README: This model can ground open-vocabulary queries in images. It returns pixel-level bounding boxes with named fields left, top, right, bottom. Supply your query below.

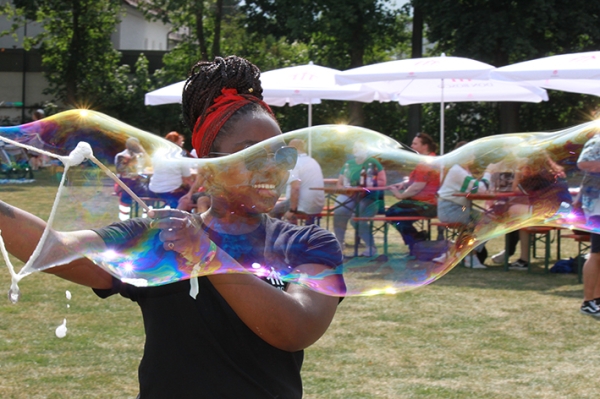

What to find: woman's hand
left=149, top=208, right=212, bottom=264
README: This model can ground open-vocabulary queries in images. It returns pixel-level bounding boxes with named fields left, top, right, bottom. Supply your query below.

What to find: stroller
left=0, top=141, right=34, bottom=179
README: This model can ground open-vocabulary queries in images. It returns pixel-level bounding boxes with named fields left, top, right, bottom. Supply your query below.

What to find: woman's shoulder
left=265, top=215, right=331, bottom=237
left=265, top=215, right=337, bottom=244
left=264, top=216, right=342, bottom=261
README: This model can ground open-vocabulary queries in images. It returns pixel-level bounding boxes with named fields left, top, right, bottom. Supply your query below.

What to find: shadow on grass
left=343, top=254, right=582, bottom=299
left=0, top=169, right=62, bottom=189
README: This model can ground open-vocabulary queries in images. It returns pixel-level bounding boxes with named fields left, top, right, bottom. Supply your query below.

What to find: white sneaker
left=491, top=250, right=506, bottom=264
left=432, top=253, right=447, bottom=263
left=360, top=247, right=378, bottom=257
left=466, top=254, right=487, bottom=269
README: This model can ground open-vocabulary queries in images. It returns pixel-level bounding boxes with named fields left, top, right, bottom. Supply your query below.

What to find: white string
left=0, top=139, right=147, bottom=301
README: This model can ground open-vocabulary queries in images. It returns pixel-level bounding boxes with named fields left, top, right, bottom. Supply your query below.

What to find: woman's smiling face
left=206, top=113, right=291, bottom=215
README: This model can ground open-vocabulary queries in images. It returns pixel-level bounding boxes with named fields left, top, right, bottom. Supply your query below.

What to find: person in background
left=434, top=145, right=491, bottom=267
left=168, top=130, right=210, bottom=213
left=484, top=150, right=519, bottom=266
left=148, top=131, right=195, bottom=209
left=165, top=131, right=191, bottom=157
left=333, top=141, right=387, bottom=257
left=490, top=150, right=569, bottom=270
left=269, top=138, right=325, bottom=225
left=27, top=109, right=47, bottom=170
left=0, top=55, right=345, bottom=398
left=114, top=137, right=150, bottom=220
left=575, top=134, right=600, bottom=316
left=386, top=132, right=439, bottom=254
left=177, top=173, right=211, bottom=214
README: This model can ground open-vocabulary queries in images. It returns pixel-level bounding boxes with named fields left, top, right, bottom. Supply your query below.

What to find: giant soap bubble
left=0, top=109, right=599, bottom=300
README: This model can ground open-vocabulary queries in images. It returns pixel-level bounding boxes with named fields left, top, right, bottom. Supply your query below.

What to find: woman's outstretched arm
left=0, top=201, right=113, bottom=289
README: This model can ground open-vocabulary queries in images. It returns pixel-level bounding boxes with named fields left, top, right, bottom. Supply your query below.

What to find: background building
left=0, top=0, right=176, bottom=124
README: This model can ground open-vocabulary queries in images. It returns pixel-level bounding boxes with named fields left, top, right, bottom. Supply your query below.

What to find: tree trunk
left=65, top=0, right=81, bottom=105
left=347, top=44, right=365, bottom=126
left=408, top=5, right=423, bottom=137
left=494, top=47, right=519, bottom=133
left=499, top=103, right=520, bottom=133
left=211, top=0, right=223, bottom=58
left=195, top=3, right=208, bottom=61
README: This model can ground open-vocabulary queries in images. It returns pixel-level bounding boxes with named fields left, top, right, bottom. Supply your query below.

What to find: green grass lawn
left=0, top=170, right=598, bottom=398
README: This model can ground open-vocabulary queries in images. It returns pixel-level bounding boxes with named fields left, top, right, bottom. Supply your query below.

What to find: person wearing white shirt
left=270, top=139, right=325, bottom=225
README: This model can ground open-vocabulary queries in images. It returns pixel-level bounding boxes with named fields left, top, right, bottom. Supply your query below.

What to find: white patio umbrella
left=143, top=76, right=323, bottom=108
left=145, top=62, right=393, bottom=154
left=388, top=78, right=547, bottom=105
left=262, top=62, right=395, bottom=153
left=145, top=81, right=185, bottom=106
left=335, top=55, right=548, bottom=154
left=489, top=51, right=600, bottom=96
left=383, top=77, right=548, bottom=154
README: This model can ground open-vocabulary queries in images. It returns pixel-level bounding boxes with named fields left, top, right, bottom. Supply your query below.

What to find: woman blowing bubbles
left=0, top=56, right=345, bottom=398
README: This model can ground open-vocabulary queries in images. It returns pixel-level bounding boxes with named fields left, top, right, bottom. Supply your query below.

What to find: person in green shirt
left=333, top=141, right=386, bottom=256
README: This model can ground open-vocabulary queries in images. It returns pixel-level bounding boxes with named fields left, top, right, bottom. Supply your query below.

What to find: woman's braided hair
left=182, top=56, right=264, bottom=132
left=182, top=55, right=277, bottom=154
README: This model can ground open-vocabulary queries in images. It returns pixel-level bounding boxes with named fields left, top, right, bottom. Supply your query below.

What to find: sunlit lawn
left=0, top=169, right=598, bottom=398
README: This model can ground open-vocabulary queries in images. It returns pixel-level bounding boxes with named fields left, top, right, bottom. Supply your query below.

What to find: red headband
left=192, top=88, right=274, bottom=158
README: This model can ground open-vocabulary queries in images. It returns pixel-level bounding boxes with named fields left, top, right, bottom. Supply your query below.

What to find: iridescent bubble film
left=1, top=109, right=599, bottom=298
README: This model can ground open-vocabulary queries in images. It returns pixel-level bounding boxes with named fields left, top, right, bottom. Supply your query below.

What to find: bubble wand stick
left=86, top=156, right=151, bottom=214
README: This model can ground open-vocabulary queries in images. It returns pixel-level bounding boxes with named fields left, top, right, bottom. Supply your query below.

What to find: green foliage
left=137, top=0, right=240, bottom=61
left=420, top=102, right=501, bottom=149
left=412, top=0, right=600, bottom=135
left=101, top=54, right=185, bottom=136
left=6, top=0, right=600, bottom=143
left=242, top=0, right=408, bottom=68
left=520, top=92, right=600, bottom=132
left=241, top=0, right=411, bottom=127
left=414, top=0, right=600, bottom=64
left=26, top=0, right=124, bottom=107
left=137, top=0, right=209, bottom=60
left=3, top=0, right=184, bottom=135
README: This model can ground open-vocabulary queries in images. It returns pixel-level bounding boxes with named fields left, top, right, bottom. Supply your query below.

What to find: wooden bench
left=428, top=221, right=479, bottom=267
left=429, top=221, right=465, bottom=241
left=522, top=226, right=559, bottom=273
left=131, top=197, right=168, bottom=218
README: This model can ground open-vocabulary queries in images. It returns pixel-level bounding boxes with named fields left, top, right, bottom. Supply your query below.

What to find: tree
left=242, top=0, right=410, bottom=126
left=412, top=0, right=600, bottom=139
left=407, top=3, right=423, bottom=137
left=138, top=0, right=241, bottom=61
left=1, top=0, right=188, bottom=134
left=3, top=0, right=124, bottom=107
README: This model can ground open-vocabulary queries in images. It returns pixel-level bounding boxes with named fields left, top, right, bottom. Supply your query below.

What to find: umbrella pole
left=440, top=79, right=445, bottom=182
left=440, top=78, right=445, bottom=156
left=308, top=103, right=313, bottom=156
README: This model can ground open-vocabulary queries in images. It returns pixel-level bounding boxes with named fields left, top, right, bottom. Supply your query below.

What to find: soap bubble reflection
left=0, top=110, right=599, bottom=297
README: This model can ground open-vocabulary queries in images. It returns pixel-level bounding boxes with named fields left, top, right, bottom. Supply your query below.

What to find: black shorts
left=590, top=216, right=600, bottom=253
left=592, top=234, right=600, bottom=254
